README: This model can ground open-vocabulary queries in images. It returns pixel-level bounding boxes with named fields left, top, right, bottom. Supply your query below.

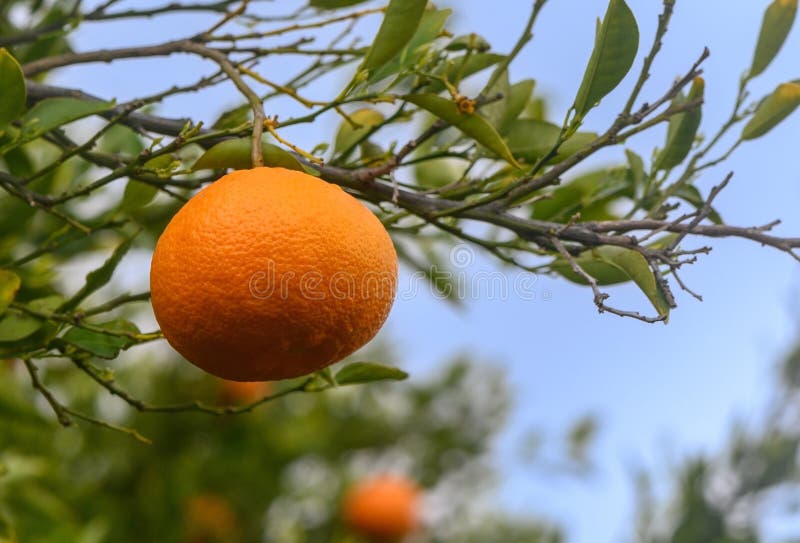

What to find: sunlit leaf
left=334, top=108, right=385, bottom=157
left=0, top=48, right=26, bottom=128
left=0, top=313, right=42, bottom=342
left=368, top=8, right=452, bottom=83
left=192, top=139, right=306, bottom=171
left=572, top=0, right=639, bottom=117
left=742, top=82, right=800, bottom=140
left=654, top=77, right=704, bottom=170
left=335, top=362, right=409, bottom=385
left=0, top=270, right=21, bottom=315
left=361, top=0, right=428, bottom=74
left=750, top=0, right=798, bottom=78
left=499, top=79, right=535, bottom=133
left=406, top=93, right=520, bottom=167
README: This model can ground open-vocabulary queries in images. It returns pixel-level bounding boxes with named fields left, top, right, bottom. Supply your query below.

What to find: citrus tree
left=1, top=0, right=800, bottom=541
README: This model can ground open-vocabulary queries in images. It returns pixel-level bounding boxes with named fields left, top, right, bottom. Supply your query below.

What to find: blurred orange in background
left=342, top=474, right=422, bottom=542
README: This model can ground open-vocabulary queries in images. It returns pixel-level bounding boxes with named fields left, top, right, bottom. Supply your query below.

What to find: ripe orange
left=217, top=379, right=272, bottom=404
left=342, top=474, right=421, bottom=541
left=150, top=167, right=397, bottom=381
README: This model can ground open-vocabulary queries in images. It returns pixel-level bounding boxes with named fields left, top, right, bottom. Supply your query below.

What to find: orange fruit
left=150, top=167, right=397, bottom=381
left=342, top=474, right=421, bottom=541
left=217, top=379, right=272, bottom=404
left=182, top=493, right=238, bottom=543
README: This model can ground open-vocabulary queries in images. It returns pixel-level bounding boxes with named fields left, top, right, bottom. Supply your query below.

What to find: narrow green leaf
left=654, top=77, right=704, bottom=170
left=60, top=237, right=134, bottom=312
left=361, top=0, right=428, bottom=73
left=0, top=270, right=21, bottom=315
left=334, top=108, right=385, bottom=157
left=750, top=0, right=798, bottom=78
left=368, top=8, right=452, bottom=83
left=406, top=93, right=521, bottom=168
left=309, top=0, right=369, bottom=8
left=0, top=48, right=26, bottom=128
left=742, top=82, right=800, bottom=140
left=335, top=362, right=409, bottom=385
left=62, top=319, right=139, bottom=359
left=573, top=0, right=639, bottom=117
left=625, top=149, right=645, bottom=187
left=192, top=139, right=307, bottom=172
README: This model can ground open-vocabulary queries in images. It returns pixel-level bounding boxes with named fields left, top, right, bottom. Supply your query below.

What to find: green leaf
left=309, top=0, right=369, bottom=8
left=446, top=33, right=491, bottom=52
left=0, top=270, right=21, bottom=315
left=532, top=169, right=631, bottom=222
left=480, top=69, right=511, bottom=132
left=750, top=0, right=798, bottom=78
left=361, top=0, right=428, bottom=73
left=551, top=246, right=671, bottom=318
left=499, top=79, right=535, bottom=133
left=742, top=82, right=800, bottom=140
left=0, top=313, right=42, bottom=342
left=368, top=8, right=452, bottom=83
left=192, top=139, right=306, bottom=171
left=406, top=93, right=521, bottom=168
left=572, top=0, right=639, bottom=117
left=334, top=108, right=385, bottom=157
left=60, top=237, right=134, bottom=312
left=22, top=97, right=114, bottom=138
left=0, top=296, right=62, bottom=357
left=505, top=119, right=597, bottom=165
left=674, top=184, right=723, bottom=224
left=429, top=53, right=506, bottom=93
left=1, top=98, right=114, bottom=152
left=654, top=77, right=704, bottom=170
left=0, top=48, right=26, bottom=128
left=0, top=507, right=16, bottom=543
left=335, top=362, right=409, bottom=385
left=120, top=180, right=159, bottom=211
left=625, top=149, right=645, bottom=187
left=212, top=103, right=251, bottom=130
left=61, top=319, right=140, bottom=359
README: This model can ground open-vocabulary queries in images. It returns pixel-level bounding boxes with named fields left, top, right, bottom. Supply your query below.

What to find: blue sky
left=48, top=0, right=800, bottom=541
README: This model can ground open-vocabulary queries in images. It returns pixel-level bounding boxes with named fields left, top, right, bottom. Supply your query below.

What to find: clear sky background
left=41, top=0, right=800, bottom=541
